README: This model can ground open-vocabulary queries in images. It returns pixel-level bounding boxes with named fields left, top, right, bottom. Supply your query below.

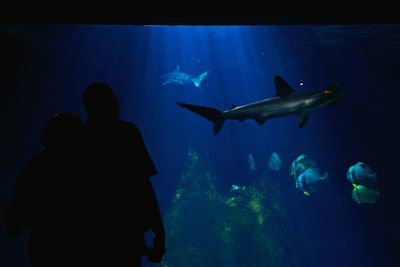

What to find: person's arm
left=144, top=178, right=166, bottom=263
left=129, top=123, right=166, bottom=261
left=4, top=155, right=40, bottom=236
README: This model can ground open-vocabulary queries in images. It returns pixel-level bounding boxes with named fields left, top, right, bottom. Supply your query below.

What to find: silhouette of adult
left=81, top=82, right=166, bottom=267
left=4, top=112, right=87, bottom=267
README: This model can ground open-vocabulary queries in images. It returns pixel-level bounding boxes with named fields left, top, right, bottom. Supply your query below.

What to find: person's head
left=41, top=112, right=84, bottom=152
left=82, top=82, right=120, bottom=122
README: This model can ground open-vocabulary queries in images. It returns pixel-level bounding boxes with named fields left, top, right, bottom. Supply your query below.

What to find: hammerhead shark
left=177, top=75, right=343, bottom=134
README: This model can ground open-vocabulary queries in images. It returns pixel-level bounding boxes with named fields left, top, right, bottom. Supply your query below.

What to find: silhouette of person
left=4, top=112, right=88, bottom=267
left=81, top=82, right=166, bottom=267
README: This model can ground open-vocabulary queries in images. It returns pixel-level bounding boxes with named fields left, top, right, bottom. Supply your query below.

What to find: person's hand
left=146, top=246, right=166, bottom=263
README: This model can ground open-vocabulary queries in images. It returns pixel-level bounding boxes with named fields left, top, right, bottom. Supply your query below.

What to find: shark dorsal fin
left=176, top=65, right=180, bottom=71
left=274, top=75, right=295, bottom=97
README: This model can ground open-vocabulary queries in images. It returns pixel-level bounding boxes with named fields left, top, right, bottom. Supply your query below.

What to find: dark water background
left=0, top=24, right=399, bottom=267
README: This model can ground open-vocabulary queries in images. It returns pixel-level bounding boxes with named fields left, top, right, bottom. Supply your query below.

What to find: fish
left=268, top=152, right=281, bottom=171
left=295, top=169, right=329, bottom=196
left=347, top=162, right=377, bottom=188
left=248, top=153, right=257, bottom=172
left=290, top=154, right=318, bottom=179
left=351, top=184, right=379, bottom=204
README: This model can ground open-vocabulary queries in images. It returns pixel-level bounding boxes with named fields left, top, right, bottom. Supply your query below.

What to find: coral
left=161, top=146, right=306, bottom=267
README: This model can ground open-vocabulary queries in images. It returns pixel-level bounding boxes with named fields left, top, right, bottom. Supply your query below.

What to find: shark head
left=324, top=83, right=344, bottom=102
left=307, top=84, right=344, bottom=108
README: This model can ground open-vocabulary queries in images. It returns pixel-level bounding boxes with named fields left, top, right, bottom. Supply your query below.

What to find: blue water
left=0, top=24, right=399, bottom=267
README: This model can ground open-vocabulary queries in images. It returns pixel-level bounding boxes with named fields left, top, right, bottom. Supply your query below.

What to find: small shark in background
left=161, top=65, right=209, bottom=88
left=177, top=75, right=344, bottom=134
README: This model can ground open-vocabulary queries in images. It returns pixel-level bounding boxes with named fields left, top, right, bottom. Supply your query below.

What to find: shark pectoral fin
left=298, top=113, right=309, bottom=128
left=213, top=119, right=225, bottom=135
left=255, top=118, right=266, bottom=126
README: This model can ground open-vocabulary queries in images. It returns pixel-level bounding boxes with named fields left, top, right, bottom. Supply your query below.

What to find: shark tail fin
left=177, top=101, right=224, bottom=134
left=193, top=71, right=209, bottom=88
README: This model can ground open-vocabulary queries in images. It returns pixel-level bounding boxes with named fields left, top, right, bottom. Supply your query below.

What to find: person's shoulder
left=117, top=120, right=142, bottom=136
left=117, top=120, right=139, bottom=131
left=19, top=150, right=48, bottom=174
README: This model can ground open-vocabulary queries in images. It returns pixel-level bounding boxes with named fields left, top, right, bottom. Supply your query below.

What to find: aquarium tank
left=0, top=19, right=399, bottom=267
